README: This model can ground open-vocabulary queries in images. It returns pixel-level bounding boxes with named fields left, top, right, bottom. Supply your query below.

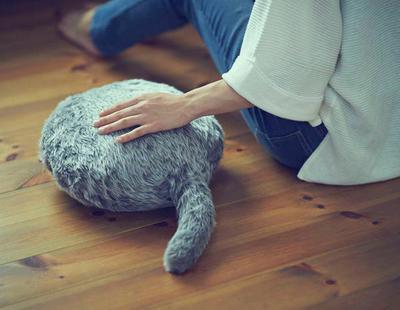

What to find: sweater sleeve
left=222, top=0, right=342, bottom=126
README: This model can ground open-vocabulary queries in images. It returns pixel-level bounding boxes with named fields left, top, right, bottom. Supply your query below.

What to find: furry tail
left=163, top=180, right=216, bottom=274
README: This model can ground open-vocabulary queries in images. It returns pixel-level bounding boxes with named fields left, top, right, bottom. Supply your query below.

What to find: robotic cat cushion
left=39, top=79, right=224, bottom=274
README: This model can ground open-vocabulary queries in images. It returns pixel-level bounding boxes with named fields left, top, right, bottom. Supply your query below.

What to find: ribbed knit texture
left=222, top=0, right=400, bottom=185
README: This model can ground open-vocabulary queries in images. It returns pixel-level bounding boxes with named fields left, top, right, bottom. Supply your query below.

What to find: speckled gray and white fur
left=39, top=79, right=224, bottom=274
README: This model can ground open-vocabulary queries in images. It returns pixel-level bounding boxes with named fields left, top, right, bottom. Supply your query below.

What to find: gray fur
left=39, top=79, right=224, bottom=274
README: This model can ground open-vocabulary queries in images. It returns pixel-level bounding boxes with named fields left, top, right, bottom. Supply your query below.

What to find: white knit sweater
left=222, top=0, right=400, bottom=185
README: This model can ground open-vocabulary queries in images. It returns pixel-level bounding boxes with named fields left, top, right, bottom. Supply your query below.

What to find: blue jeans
left=90, top=0, right=328, bottom=170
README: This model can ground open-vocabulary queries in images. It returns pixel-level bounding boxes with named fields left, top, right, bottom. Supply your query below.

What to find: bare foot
left=58, top=8, right=102, bottom=56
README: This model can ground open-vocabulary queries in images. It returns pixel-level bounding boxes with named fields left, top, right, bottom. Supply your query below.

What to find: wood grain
left=1, top=1, right=399, bottom=309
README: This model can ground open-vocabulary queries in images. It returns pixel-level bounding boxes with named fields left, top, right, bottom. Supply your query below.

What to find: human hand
left=93, top=79, right=252, bottom=144
left=93, top=92, right=195, bottom=143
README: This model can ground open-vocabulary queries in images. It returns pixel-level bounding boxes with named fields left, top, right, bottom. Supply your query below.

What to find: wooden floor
left=1, top=1, right=400, bottom=309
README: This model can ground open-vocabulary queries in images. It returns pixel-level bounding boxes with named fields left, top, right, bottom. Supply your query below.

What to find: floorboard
left=1, top=1, right=399, bottom=309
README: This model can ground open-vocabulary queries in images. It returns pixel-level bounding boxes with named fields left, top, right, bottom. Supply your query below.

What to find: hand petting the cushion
left=93, top=92, right=194, bottom=143
left=93, top=79, right=252, bottom=143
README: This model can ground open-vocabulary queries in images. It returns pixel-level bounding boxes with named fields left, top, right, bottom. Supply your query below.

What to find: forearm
left=183, top=79, right=253, bottom=119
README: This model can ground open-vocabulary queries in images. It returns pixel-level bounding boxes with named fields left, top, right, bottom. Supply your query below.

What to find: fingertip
left=115, top=136, right=126, bottom=144
left=100, top=108, right=112, bottom=115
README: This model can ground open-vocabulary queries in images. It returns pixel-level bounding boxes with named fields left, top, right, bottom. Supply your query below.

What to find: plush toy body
left=39, top=79, right=224, bottom=274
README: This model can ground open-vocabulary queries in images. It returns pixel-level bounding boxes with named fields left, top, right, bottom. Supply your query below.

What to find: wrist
left=183, top=79, right=253, bottom=119
left=182, top=84, right=210, bottom=119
